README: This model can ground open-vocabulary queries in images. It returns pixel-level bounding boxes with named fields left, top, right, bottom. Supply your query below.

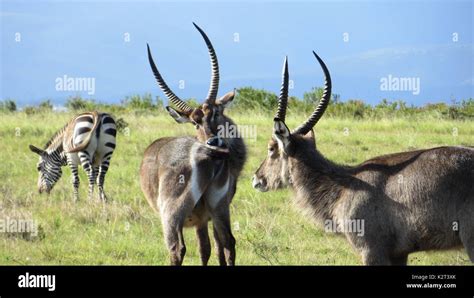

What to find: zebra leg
left=91, top=166, right=99, bottom=201
left=68, top=160, right=80, bottom=202
left=78, top=151, right=95, bottom=200
left=96, top=156, right=112, bottom=202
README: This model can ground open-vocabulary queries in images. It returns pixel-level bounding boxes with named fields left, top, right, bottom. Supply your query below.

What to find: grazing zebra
left=29, top=111, right=117, bottom=201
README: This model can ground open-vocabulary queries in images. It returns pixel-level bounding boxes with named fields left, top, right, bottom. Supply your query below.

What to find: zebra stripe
left=73, top=114, right=95, bottom=147
left=76, top=115, right=93, bottom=123
left=104, top=128, right=117, bottom=137
left=103, top=117, right=115, bottom=124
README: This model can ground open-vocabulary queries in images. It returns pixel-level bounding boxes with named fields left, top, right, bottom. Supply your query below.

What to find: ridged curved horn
left=147, top=43, right=193, bottom=114
left=293, top=51, right=332, bottom=135
left=193, top=22, right=219, bottom=104
left=275, top=56, right=289, bottom=121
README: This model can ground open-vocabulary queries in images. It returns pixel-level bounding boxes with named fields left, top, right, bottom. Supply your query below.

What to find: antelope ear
left=166, top=106, right=191, bottom=124
left=29, top=144, right=45, bottom=156
left=304, top=129, right=316, bottom=147
left=272, top=118, right=291, bottom=150
left=215, top=90, right=235, bottom=108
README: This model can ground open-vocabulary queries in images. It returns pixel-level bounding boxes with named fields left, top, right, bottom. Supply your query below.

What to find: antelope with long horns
left=252, top=53, right=474, bottom=265
left=140, top=23, right=246, bottom=265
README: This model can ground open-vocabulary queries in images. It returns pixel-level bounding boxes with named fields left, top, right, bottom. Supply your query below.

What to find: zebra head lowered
left=147, top=22, right=236, bottom=153
left=29, top=144, right=65, bottom=194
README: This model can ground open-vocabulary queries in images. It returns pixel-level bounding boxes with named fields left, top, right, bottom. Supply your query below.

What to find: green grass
left=0, top=111, right=473, bottom=265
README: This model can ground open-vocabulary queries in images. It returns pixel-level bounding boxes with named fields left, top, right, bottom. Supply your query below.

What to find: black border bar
left=0, top=265, right=472, bottom=297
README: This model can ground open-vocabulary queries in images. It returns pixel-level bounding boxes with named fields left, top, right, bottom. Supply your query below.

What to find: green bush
left=38, top=100, right=53, bottom=111
left=65, top=96, right=96, bottom=111
left=115, top=117, right=129, bottom=134
left=1, top=89, right=472, bottom=121
left=235, top=87, right=278, bottom=111
left=121, top=93, right=154, bottom=110
left=23, top=106, right=38, bottom=116
left=185, top=98, right=199, bottom=108
left=0, top=99, right=17, bottom=112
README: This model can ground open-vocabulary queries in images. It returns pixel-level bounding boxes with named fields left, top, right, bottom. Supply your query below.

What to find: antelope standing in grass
left=140, top=23, right=246, bottom=265
left=252, top=53, right=474, bottom=265
left=29, top=111, right=116, bottom=201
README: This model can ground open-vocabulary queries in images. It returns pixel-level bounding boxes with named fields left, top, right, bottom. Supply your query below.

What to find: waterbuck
left=29, top=111, right=116, bottom=201
left=140, top=23, right=246, bottom=265
left=252, top=53, right=474, bottom=265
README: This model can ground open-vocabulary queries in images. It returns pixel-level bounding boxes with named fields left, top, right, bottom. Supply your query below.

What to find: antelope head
left=147, top=23, right=235, bottom=153
left=252, top=52, right=332, bottom=192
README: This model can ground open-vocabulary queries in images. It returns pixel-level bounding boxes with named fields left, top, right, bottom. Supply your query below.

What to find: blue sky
left=1, top=0, right=473, bottom=106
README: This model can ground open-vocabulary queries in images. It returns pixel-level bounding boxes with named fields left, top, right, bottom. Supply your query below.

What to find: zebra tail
left=66, top=111, right=101, bottom=153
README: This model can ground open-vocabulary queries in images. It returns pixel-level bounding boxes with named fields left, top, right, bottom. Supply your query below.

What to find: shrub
left=121, top=93, right=154, bottom=110
left=23, top=106, right=38, bottom=116
left=115, top=117, right=129, bottom=134
left=66, top=96, right=96, bottom=111
left=38, top=100, right=53, bottom=112
left=235, top=87, right=278, bottom=111
left=1, top=99, right=17, bottom=112
left=186, top=98, right=199, bottom=107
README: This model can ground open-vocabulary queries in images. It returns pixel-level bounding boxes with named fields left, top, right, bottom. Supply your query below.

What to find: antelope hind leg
left=196, top=222, right=211, bottom=266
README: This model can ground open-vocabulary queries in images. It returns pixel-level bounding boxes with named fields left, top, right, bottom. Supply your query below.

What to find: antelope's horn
left=275, top=56, right=289, bottom=121
left=293, top=51, right=332, bottom=135
left=193, top=22, right=219, bottom=104
left=147, top=43, right=193, bottom=114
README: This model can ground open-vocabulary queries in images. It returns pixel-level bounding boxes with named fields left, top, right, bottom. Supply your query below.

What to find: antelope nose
left=206, top=136, right=226, bottom=148
left=252, top=175, right=261, bottom=189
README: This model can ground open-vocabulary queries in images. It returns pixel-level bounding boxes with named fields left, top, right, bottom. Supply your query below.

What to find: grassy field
left=0, top=110, right=473, bottom=265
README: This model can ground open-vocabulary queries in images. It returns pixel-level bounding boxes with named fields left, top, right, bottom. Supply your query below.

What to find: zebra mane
left=44, top=122, right=69, bottom=152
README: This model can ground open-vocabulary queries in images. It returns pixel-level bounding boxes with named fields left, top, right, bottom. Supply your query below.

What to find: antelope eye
left=268, top=147, right=274, bottom=152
